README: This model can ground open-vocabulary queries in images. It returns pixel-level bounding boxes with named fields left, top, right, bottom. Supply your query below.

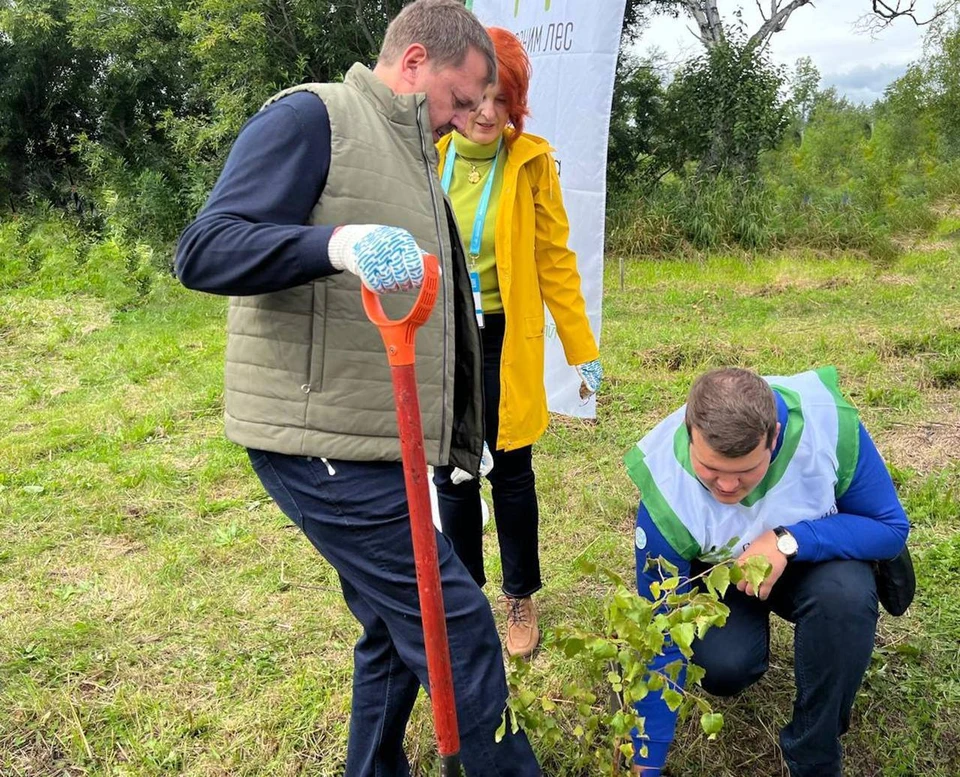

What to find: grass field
left=2, top=232, right=960, bottom=775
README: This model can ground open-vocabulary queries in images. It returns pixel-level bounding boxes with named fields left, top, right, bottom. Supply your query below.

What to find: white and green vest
left=624, top=367, right=860, bottom=561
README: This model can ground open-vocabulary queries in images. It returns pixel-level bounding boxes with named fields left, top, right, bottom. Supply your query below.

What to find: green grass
left=2, top=236, right=960, bottom=775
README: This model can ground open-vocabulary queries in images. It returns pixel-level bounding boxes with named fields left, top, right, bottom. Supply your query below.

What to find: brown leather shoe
left=500, top=595, right=539, bottom=658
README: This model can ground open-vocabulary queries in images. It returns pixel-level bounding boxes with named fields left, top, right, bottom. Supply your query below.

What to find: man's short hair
left=379, top=0, right=497, bottom=84
left=685, top=368, right=778, bottom=458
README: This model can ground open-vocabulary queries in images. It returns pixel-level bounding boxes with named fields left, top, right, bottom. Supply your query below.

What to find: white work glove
left=328, top=224, right=425, bottom=294
left=450, top=441, right=494, bottom=485
left=576, top=358, right=604, bottom=399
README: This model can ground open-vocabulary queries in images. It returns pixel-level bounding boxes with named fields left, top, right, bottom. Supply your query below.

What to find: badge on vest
left=635, top=526, right=647, bottom=550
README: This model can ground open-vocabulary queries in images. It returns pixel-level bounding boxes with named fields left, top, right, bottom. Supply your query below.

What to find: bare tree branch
left=680, top=0, right=711, bottom=38
left=680, top=0, right=725, bottom=47
left=685, top=22, right=710, bottom=46
left=354, top=0, right=377, bottom=54
left=270, top=0, right=303, bottom=64
left=747, top=0, right=814, bottom=50
left=858, top=0, right=957, bottom=32
left=875, top=0, right=920, bottom=21
left=671, top=0, right=953, bottom=55
left=705, top=0, right=723, bottom=32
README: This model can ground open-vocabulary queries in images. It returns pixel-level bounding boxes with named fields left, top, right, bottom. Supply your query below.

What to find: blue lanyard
left=440, top=137, right=502, bottom=259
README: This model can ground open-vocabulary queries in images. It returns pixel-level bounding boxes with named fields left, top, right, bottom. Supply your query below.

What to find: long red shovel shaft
left=361, top=254, right=461, bottom=770
left=389, top=362, right=460, bottom=758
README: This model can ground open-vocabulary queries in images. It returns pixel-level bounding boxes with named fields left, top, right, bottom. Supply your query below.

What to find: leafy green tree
left=607, top=53, right=669, bottom=191
left=660, top=36, right=788, bottom=175
left=874, top=11, right=960, bottom=165
left=68, top=0, right=200, bottom=161
left=1, top=0, right=418, bottom=237
left=785, top=56, right=821, bottom=127
left=877, top=64, right=937, bottom=163
left=924, top=12, right=960, bottom=157
left=180, top=0, right=409, bottom=122
left=0, top=0, right=99, bottom=206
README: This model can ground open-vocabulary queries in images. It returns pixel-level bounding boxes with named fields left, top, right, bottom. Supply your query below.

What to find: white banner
left=466, top=0, right=625, bottom=418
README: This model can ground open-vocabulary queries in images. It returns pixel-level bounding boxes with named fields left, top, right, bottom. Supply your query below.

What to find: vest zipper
left=416, top=103, right=450, bottom=463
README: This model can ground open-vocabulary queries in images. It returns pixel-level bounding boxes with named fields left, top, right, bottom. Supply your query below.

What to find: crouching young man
left=625, top=367, right=911, bottom=777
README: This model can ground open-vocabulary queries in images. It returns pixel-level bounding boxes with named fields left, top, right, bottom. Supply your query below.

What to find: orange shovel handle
left=361, top=254, right=441, bottom=366
left=361, top=251, right=461, bottom=771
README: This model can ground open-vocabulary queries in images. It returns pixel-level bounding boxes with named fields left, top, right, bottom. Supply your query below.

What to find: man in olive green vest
left=175, top=2, right=540, bottom=774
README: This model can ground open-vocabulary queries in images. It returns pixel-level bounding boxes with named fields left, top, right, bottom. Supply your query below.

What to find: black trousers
left=433, top=313, right=543, bottom=598
left=693, top=558, right=879, bottom=777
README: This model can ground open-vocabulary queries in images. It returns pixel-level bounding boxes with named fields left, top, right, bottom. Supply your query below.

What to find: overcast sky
left=634, top=0, right=939, bottom=103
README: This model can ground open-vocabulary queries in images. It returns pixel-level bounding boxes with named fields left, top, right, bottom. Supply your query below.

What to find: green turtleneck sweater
left=446, top=132, right=505, bottom=314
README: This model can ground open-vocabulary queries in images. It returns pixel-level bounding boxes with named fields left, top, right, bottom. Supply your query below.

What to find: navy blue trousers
left=248, top=450, right=540, bottom=777
left=693, top=559, right=878, bottom=777
left=434, top=314, right=542, bottom=597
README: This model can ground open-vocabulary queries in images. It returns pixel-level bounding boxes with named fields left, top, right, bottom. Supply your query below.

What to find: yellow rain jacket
left=438, top=130, right=599, bottom=451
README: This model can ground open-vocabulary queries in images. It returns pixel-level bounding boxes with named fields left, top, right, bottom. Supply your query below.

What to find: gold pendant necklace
left=468, top=164, right=482, bottom=184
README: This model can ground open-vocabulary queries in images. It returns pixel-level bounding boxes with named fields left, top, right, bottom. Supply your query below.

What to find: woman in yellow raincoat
left=434, top=26, right=602, bottom=658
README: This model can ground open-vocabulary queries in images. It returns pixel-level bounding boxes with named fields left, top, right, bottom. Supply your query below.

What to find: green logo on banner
left=514, top=0, right=552, bottom=15
left=464, top=1, right=553, bottom=18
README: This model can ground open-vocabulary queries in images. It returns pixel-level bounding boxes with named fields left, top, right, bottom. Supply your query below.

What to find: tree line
left=2, top=0, right=958, bottom=257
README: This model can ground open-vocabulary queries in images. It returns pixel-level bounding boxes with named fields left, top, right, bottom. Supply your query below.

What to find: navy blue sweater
left=631, top=391, right=909, bottom=771
left=175, top=92, right=340, bottom=296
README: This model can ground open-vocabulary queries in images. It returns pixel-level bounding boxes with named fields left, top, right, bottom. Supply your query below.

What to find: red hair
left=488, top=27, right=531, bottom=142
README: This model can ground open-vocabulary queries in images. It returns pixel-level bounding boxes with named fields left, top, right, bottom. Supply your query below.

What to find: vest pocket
left=524, top=314, right=544, bottom=338
left=306, top=281, right=328, bottom=400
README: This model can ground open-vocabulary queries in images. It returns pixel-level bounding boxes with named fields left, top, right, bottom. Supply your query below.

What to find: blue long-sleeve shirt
left=631, top=391, right=909, bottom=771
left=174, top=92, right=340, bottom=296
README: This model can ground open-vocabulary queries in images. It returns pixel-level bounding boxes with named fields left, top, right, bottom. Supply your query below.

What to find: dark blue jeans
left=692, top=559, right=878, bottom=777
left=248, top=450, right=540, bottom=777
left=434, top=314, right=542, bottom=598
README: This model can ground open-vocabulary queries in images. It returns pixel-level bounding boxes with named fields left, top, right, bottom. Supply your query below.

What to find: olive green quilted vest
left=223, top=64, right=483, bottom=471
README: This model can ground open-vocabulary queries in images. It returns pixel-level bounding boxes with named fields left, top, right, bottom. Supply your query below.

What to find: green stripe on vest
left=743, top=384, right=804, bottom=505
left=625, top=445, right=701, bottom=560
left=816, top=366, right=860, bottom=497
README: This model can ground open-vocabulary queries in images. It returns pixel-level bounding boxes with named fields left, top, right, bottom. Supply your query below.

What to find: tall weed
left=0, top=212, right=164, bottom=308
left=608, top=106, right=958, bottom=260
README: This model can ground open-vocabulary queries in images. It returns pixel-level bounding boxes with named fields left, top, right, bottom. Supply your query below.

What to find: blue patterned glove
left=328, top=224, right=426, bottom=294
left=576, top=359, right=603, bottom=399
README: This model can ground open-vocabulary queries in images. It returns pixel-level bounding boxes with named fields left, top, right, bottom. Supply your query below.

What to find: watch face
left=778, top=533, right=799, bottom=556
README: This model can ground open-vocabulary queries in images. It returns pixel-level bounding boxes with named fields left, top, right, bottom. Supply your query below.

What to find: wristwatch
left=773, top=526, right=799, bottom=560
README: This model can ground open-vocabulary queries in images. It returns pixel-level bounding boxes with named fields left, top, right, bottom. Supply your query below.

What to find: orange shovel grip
left=361, top=254, right=440, bottom=366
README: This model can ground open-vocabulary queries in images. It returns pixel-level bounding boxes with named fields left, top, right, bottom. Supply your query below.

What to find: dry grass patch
left=632, top=341, right=748, bottom=373
left=876, top=273, right=917, bottom=286
left=877, top=396, right=960, bottom=473
left=1, top=733, right=86, bottom=777
left=913, top=239, right=959, bottom=254
left=747, top=275, right=853, bottom=297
